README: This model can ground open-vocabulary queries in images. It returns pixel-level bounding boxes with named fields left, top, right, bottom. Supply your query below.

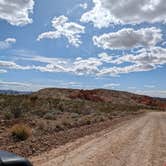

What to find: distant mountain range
left=0, top=90, right=32, bottom=95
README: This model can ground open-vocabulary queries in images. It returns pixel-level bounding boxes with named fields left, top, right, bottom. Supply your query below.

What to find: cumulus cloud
left=37, top=15, right=85, bottom=47
left=112, top=47, right=166, bottom=66
left=98, top=52, right=113, bottom=62
left=0, top=38, right=16, bottom=49
left=33, top=57, right=102, bottom=75
left=0, top=0, right=34, bottom=26
left=33, top=63, right=69, bottom=73
left=98, top=46, right=166, bottom=76
left=93, top=27, right=162, bottom=50
left=81, top=0, right=166, bottom=28
left=80, top=0, right=116, bottom=28
left=72, top=57, right=102, bottom=75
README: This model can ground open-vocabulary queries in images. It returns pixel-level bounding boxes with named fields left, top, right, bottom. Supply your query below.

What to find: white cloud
left=0, top=80, right=82, bottom=91
left=0, top=81, right=30, bottom=87
left=15, top=50, right=158, bottom=76
left=0, top=60, right=31, bottom=70
left=112, top=47, right=166, bottom=66
left=132, top=89, right=166, bottom=98
left=80, top=0, right=116, bottom=28
left=67, top=3, right=88, bottom=15
left=0, top=0, right=34, bottom=26
left=128, top=86, right=136, bottom=90
left=0, top=59, right=69, bottom=75
left=14, top=51, right=67, bottom=65
left=98, top=63, right=156, bottom=76
left=58, top=81, right=82, bottom=88
left=81, top=0, right=166, bottom=28
left=0, top=80, right=45, bottom=91
left=4, top=52, right=103, bottom=75
left=162, top=41, right=166, bottom=46
left=3, top=46, right=166, bottom=76
left=98, top=52, right=113, bottom=62
left=33, top=63, right=69, bottom=73
left=144, top=85, right=156, bottom=88
left=103, top=83, right=120, bottom=88
left=0, top=69, right=7, bottom=73
left=79, top=3, right=88, bottom=10
left=72, top=57, right=102, bottom=75
left=37, top=15, right=85, bottom=47
left=98, top=46, right=166, bottom=76
left=93, top=27, right=162, bottom=50
left=0, top=80, right=37, bottom=91
left=0, top=38, right=16, bottom=49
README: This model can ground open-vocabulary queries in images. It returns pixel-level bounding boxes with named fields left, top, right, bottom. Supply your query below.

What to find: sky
left=0, top=0, right=166, bottom=97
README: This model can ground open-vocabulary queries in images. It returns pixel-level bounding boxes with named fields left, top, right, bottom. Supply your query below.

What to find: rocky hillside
left=33, top=88, right=166, bottom=110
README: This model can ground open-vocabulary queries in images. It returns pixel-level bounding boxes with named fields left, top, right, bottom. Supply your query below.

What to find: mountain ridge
left=32, top=88, right=166, bottom=110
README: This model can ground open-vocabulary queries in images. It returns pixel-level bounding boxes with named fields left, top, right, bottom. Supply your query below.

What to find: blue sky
left=0, top=0, right=166, bottom=97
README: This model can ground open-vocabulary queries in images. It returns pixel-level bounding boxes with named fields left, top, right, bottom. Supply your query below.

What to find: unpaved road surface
left=31, top=112, right=166, bottom=166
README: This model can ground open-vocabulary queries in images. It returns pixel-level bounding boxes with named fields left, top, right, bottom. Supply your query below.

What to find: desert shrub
left=83, top=117, right=92, bottom=125
left=43, top=112, right=56, bottom=120
left=30, top=95, right=38, bottom=102
left=55, top=124, right=64, bottom=131
left=12, top=108, right=22, bottom=118
left=86, top=119, right=91, bottom=125
left=62, top=120, right=72, bottom=128
left=2, top=97, right=27, bottom=118
left=10, top=124, right=32, bottom=141
left=43, top=109, right=62, bottom=120
left=9, top=101, right=23, bottom=118
left=4, top=111, right=13, bottom=120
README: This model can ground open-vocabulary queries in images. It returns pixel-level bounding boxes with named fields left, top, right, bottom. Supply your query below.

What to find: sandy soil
left=31, top=112, right=166, bottom=166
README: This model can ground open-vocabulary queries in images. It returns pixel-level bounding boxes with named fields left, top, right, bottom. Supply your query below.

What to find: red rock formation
left=69, top=90, right=104, bottom=102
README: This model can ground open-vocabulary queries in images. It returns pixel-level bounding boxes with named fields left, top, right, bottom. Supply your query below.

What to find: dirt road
left=31, top=112, right=166, bottom=166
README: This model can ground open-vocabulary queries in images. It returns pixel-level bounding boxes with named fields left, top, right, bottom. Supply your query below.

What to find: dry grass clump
left=4, top=111, right=13, bottom=120
left=10, top=124, right=32, bottom=141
